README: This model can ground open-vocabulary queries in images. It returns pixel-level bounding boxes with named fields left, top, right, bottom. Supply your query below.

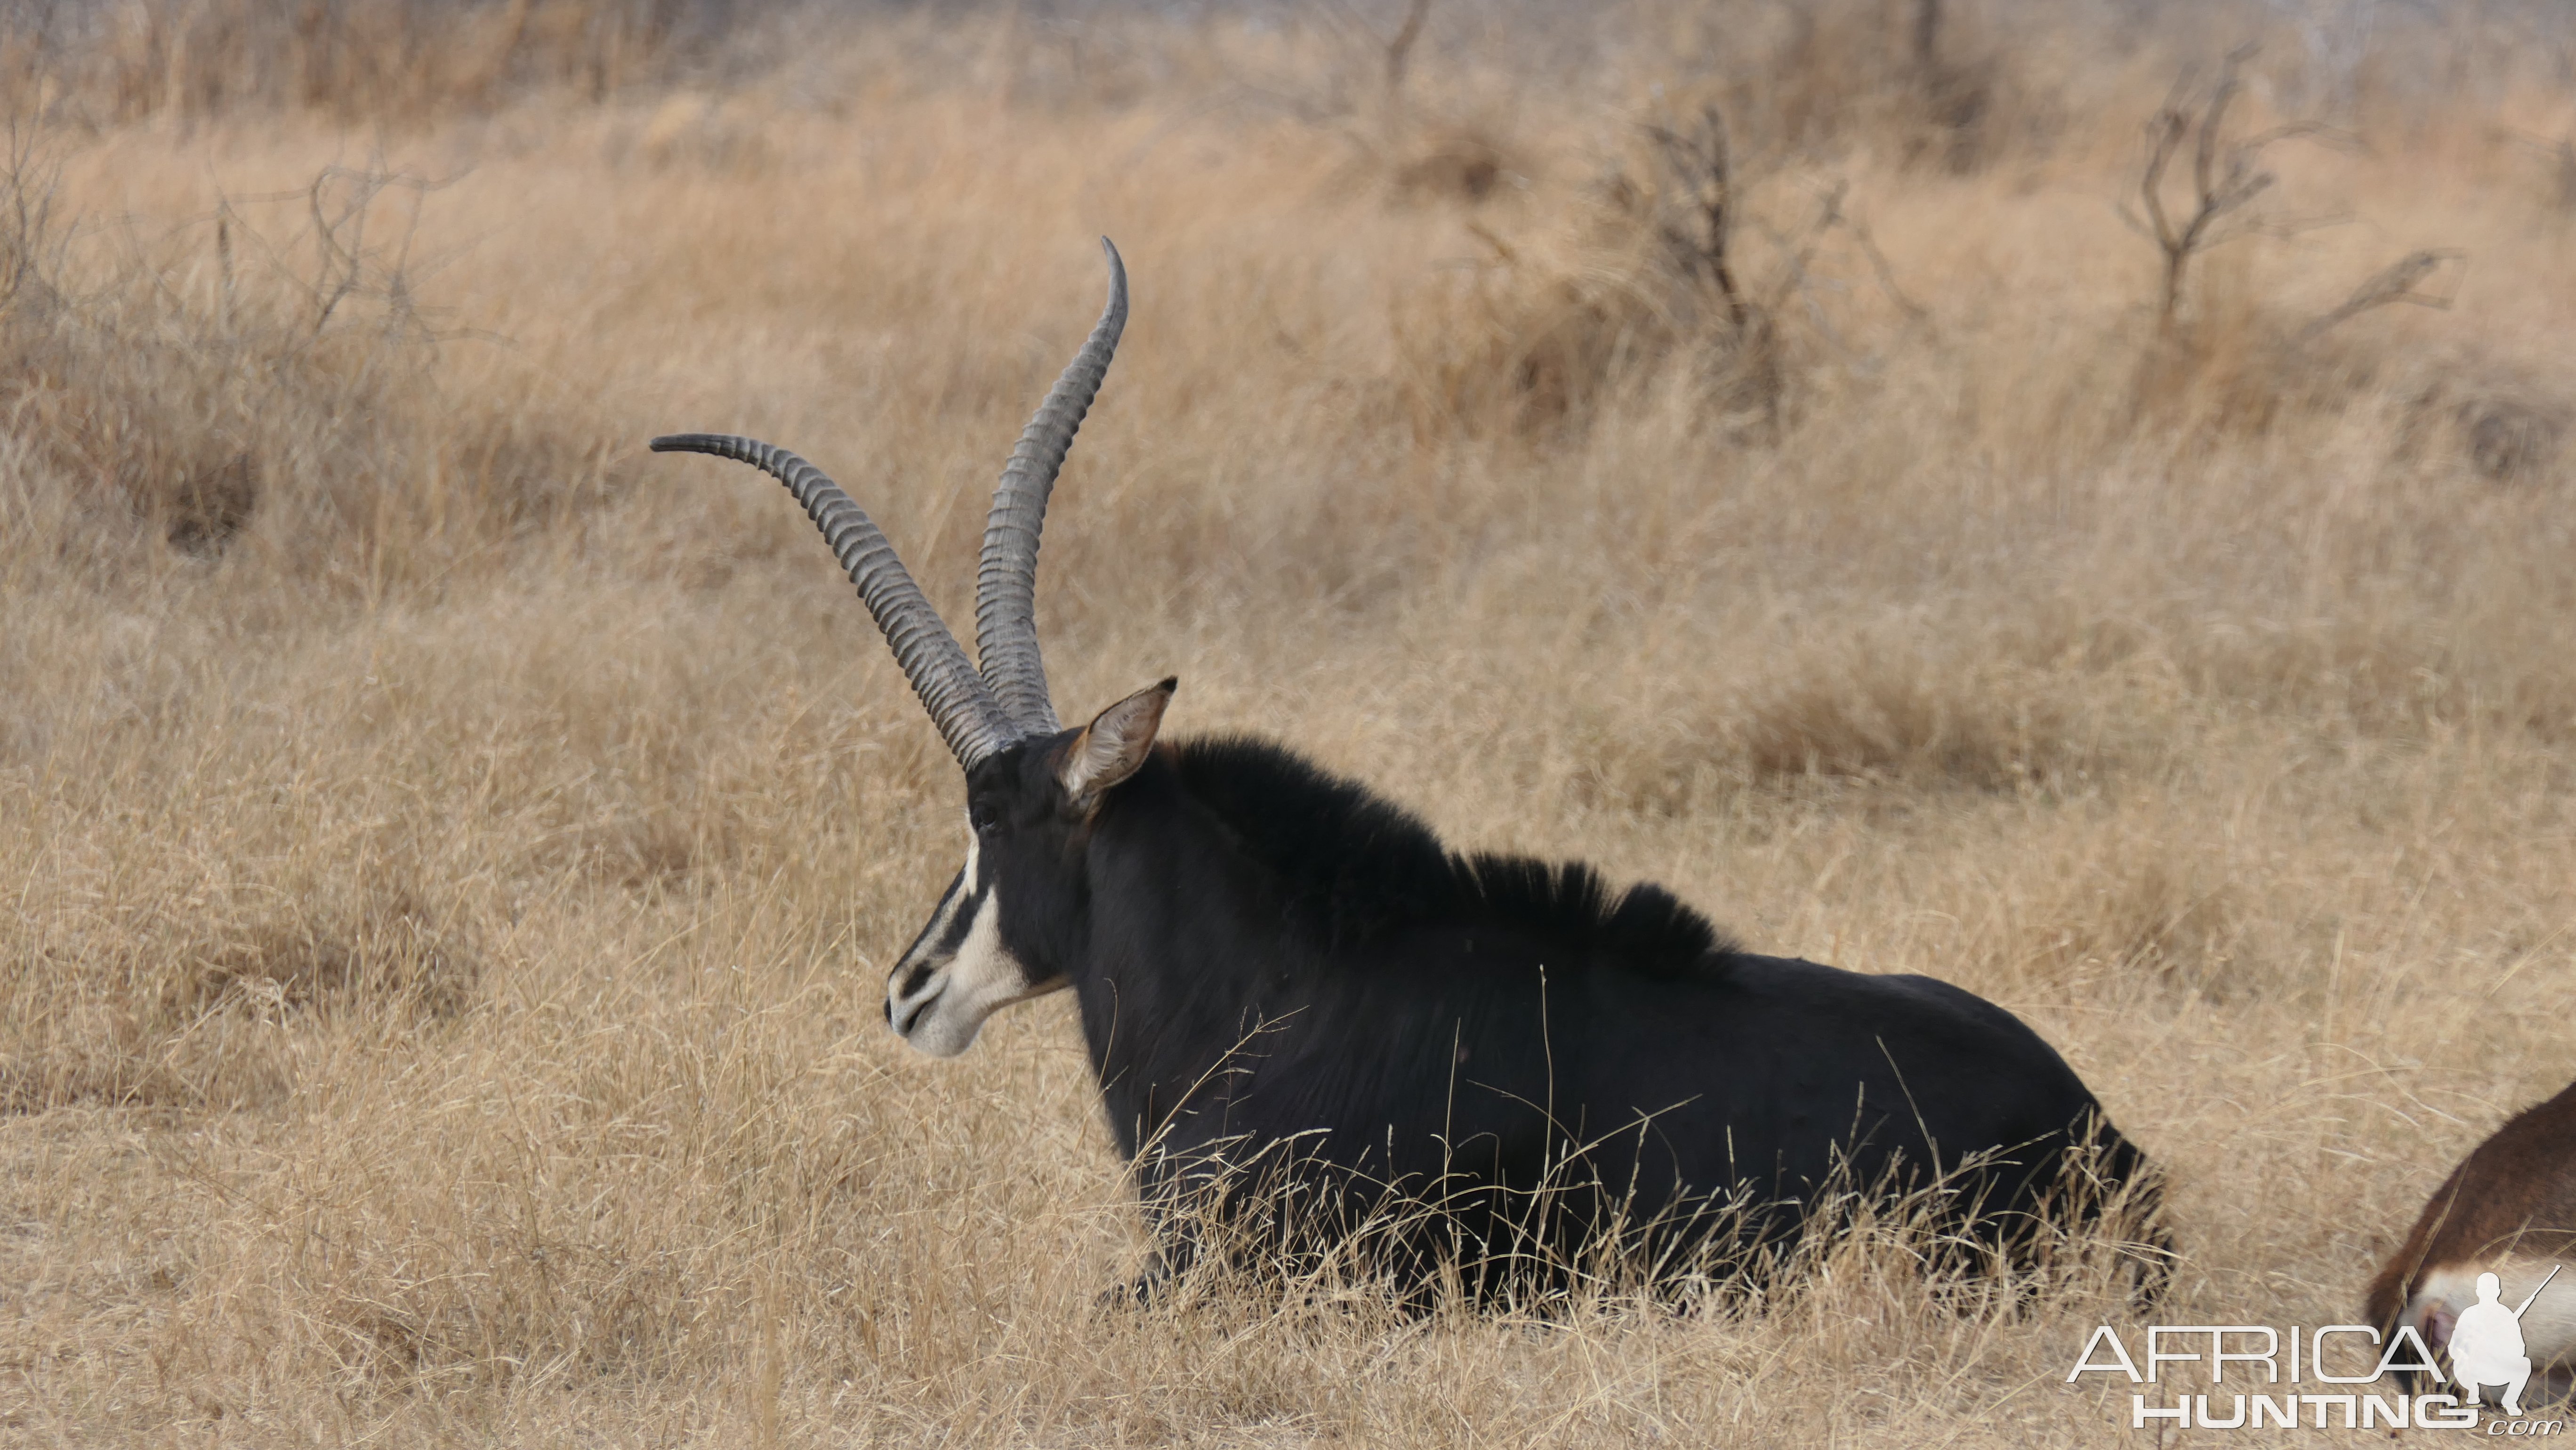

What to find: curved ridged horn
left=974, top=237, right=1128, bottom=735
left=650, top=433, right=1022, bottom=768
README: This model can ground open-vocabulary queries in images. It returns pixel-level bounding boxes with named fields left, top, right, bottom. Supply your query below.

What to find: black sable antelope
left=654, top=241, right=2163, bottom=1297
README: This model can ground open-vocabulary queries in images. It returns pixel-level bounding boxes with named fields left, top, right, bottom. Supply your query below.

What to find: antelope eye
left=970, top=807, right=1001, bottom=836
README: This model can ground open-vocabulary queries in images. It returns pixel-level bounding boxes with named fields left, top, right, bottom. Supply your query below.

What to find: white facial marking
left=886, top=814, right=1067, bottom=1058
left=908, top=891, right=1020, bottom=1056
left=886, top=822, right=974, bottom=1030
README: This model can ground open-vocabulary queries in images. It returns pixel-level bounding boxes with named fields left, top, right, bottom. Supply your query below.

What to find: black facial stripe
left=938, top=881, right=987, bottom=951
left=896, top=871, right=967, bottom=969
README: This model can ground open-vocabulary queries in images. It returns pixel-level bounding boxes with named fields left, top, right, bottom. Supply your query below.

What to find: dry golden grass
left=8, top=0, right=2576, bottom=1442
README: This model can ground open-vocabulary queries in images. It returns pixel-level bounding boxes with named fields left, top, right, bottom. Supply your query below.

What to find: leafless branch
left=2297, top=249, right=2465, bottom=344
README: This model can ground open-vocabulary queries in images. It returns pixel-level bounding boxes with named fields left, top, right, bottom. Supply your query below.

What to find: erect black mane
left=1162, top=735, right=1737, bottom=977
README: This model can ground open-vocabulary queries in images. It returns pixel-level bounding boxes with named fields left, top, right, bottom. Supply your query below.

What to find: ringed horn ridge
left=649, top=237, right=1129, bottom=763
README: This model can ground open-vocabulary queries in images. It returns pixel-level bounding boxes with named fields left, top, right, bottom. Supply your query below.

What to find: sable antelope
left=652, top=241, right=2164, bottom=1296
left=2367, top=1077, right=2576, bottom=1404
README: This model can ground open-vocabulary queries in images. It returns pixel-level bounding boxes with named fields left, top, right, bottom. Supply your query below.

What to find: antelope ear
left=1060, top=678, right=1175, bottom=807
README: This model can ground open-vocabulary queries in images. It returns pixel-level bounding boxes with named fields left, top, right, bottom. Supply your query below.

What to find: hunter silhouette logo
left=2454, top=1265, right=2562, bottom=1418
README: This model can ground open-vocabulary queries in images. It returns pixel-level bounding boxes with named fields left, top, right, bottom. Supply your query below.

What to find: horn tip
left=651, top=433, right=752, bottom=458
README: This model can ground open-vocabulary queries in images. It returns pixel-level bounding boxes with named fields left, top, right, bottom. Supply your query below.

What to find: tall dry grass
left=7, top=0, right=2576, bottom=1442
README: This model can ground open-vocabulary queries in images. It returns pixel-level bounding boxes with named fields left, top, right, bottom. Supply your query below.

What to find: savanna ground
left=4, top=0, right=2576, bottom=1442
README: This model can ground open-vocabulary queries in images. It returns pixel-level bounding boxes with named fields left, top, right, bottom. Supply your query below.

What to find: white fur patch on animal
left=888, top=815, right=1068, bottom=1057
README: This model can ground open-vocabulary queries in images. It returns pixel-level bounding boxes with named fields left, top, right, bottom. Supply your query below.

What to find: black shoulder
left=1166, top=735, right=1454, bottom=944
left=1166, top=733, right=1739, bottom=975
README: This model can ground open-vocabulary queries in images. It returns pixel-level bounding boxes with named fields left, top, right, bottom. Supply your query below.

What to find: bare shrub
left=1392, top=106, right=1917, bottom=444
left=2122, top=46, right=2330, bottom=335
left=2110, top=58, right=2484, bottom=450
left=0, top=148, right=618, bottom=584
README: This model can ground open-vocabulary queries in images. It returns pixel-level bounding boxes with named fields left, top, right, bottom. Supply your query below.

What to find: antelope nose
left=888, top=984, right=939, bottom=1038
